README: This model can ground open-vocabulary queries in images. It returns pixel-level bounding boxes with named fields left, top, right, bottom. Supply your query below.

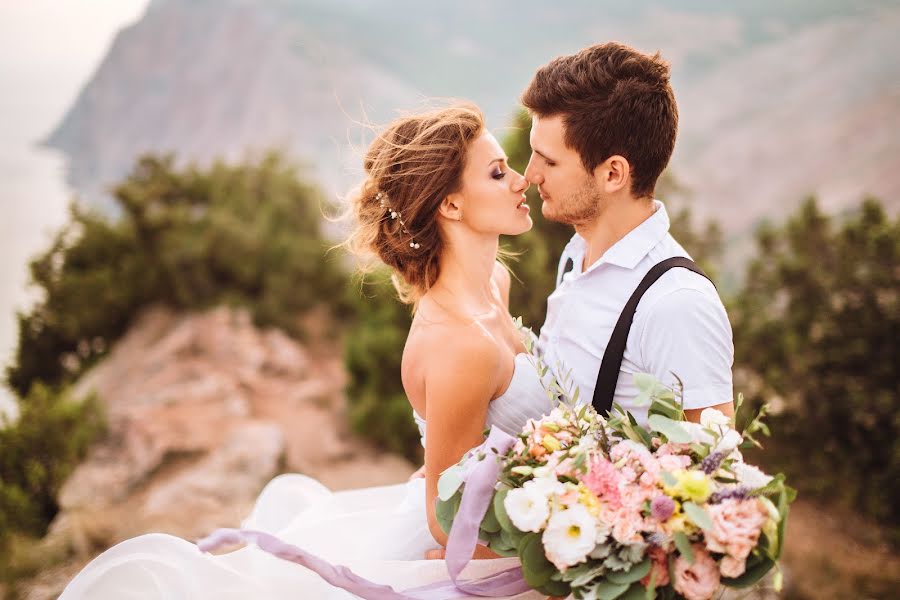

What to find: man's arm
left=640, top=287, right=735, bottom=422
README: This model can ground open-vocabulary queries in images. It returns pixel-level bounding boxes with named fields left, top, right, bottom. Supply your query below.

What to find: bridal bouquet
left=436, top=367, right=794, bottom=599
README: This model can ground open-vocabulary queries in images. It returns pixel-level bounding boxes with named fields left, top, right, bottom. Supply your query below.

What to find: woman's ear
left=593, top=155, right=630, bottom=194
left=439, top=192, right=464, bottom=222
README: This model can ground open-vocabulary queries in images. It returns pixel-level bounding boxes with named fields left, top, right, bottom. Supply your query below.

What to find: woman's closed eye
left=491, top=169, right=507, bottom=180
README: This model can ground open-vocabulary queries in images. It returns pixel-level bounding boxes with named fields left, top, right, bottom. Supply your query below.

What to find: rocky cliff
left=22, top=305, right=414, bottom=597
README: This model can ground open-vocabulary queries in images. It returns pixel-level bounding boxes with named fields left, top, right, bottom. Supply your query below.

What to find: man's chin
left=541, top=205, right=570, bottom=225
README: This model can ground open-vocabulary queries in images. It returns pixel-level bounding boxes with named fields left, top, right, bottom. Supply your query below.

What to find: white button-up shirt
left=537, top=200, right=734, bottom=426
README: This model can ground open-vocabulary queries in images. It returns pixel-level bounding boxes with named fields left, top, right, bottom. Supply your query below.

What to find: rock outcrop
left=46, top=305, right=415, bottom=560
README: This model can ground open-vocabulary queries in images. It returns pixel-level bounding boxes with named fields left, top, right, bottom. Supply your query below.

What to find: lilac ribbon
left=197, top=426, right=531, bottom=599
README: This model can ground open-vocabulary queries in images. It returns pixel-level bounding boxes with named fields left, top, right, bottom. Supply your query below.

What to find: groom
left=522, top=42, right=734, bottom=423
left=422, top=42, right=734, bottom=561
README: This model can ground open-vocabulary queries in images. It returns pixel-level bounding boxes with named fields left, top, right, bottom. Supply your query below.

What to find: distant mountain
left=46, top=0, right=898, bottom=238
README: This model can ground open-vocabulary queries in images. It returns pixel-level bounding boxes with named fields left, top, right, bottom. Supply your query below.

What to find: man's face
left=524, top=114, right=601, bottom=226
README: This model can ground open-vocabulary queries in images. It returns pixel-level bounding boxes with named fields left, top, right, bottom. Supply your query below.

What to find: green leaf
left=618, top=583, right=652, bottom=600
left=647, top=415, right=693, bottom=443
left=633, top=372, right=659, bottom=393
left=660, top=471, right=678, bottom=487
left=596, top=581, right=631, bottom=600
left=722, top=556, right=775, bottom=588
left=541, top=578, right=571, bottom=598
left=493, top=488, right=514, bottom=532
left=519, top=533, right=555, bottom=588
left=568, top=564, right=607, bottom=587
left=682, top=502, right=713, bottom=530
left=480, top=500, right=501, bottom=534
left=435, top=491, right=460, bottom=536
left=673, top=531, right=694, bottom=564
left=606, top=558, right=651, bottom=585
left=437, top=465, right=465, bottom=501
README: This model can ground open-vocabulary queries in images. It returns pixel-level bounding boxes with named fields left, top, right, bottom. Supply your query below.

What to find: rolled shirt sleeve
left=638, top=287, right=735, bottom=410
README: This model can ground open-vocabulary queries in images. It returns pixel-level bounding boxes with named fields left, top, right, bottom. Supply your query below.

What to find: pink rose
left=674, top=545, right=721, bottom=600
left=659, top=454, right=691, bottom=472
left=705, top=498, right=768, bottom=561
left=719, top=555, right=747, bottom=578
left=641, top=545, right=671, bottom=587
left=640, top=471, right=659, bottom=488
left=611, top=509, right=644, bottom=544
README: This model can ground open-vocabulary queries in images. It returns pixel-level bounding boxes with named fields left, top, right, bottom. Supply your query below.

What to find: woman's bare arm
left=422, top=332, right=500, bottom=552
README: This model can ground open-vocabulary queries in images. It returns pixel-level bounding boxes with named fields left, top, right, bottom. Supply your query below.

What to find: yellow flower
left=666, top=470, right=712, bottom=503
left=576, top=483, right=602, bottom=517
left=542, top=434, right=562, bottom=453
left=667, top=512, right=688, bottom=533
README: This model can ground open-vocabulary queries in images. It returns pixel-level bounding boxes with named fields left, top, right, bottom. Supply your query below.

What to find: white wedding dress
left=59, top=352, right=554, bottom=599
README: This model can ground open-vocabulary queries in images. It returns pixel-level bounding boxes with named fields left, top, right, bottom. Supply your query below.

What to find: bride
left=60, top=103, right=554, bottom=599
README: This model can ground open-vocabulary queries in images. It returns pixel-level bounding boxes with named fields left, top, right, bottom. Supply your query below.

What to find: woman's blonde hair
left=344, top=102, right=485, bottom=304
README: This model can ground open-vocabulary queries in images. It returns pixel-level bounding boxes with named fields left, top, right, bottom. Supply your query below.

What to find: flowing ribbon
left=197, top=426, right=531, bottom=599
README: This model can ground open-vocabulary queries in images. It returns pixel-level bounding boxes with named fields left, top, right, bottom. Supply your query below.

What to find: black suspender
left=591, top=257, right=712, bottom=416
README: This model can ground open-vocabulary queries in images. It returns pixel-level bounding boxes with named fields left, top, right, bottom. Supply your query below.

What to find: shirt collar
left=567, top=200, right=670, bottom=272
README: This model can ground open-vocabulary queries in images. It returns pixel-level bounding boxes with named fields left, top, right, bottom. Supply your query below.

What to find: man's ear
left=593, top=155, right=630, bottom=194
left=439, top=192, right=464, bottom=222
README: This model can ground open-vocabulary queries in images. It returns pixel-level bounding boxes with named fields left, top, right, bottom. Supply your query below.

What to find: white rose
left=504, top=485, right=551, bottom=532
left=715, top=429, right=744, bottom=455
left=732, top=461, right=774, bottom=490
left=700, top=407, right=731, bottom=428
left=526, top=476, right=564, bottom=497
left=541, top=504, right=597, bottom=570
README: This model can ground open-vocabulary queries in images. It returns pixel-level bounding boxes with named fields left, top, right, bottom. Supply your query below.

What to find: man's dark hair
left=522, top=42, right=678, bottom=199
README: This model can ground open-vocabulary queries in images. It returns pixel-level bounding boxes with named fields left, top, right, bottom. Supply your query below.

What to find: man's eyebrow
left=533, top=148, right=555, bottom=162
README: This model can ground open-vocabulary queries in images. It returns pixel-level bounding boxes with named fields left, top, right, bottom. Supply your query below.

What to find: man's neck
left=575, top=197, right=656, bottom=271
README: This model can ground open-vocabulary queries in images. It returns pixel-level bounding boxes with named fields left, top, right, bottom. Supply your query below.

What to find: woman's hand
left=408, top=464, right=426, bottom=480
left=424, top=544, right=501, bottom=560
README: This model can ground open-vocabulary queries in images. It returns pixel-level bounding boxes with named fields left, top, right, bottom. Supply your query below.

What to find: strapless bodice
left=413, top=351, right=552, bottom=446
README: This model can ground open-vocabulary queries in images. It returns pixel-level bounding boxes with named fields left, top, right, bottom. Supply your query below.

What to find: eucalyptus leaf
left=673, top=531, right=693, bottom=564
left=633, top=372, right=659, bottom=393
left=605, top=558, right=651, bottom=585
left=682, top=502, right=713, bottom=530
left=480, top=501, right=501, bottom=533
left=569, top=564, right=608, bottom=587
left=437, top=465, right=465, bottom=501
left=647, top=415, right=693, bottom=443
left=519, top=533, right=555, bottom=588
left=493, top=488, right=514, bottom=532
left=618, top=583, right=651, bottom=600
left=596, top=580, right=630, bottom=600
left=722, top=556, right=775, bottom=588
left=541, top=578, right=571, bottom=598
left=435, top=491, right=460, bottom=536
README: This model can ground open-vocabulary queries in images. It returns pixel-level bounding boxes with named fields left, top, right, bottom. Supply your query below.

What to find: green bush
left=732, top=197, right=899, bottom=535
left=0, top=384, right=105, bottom=570
left=6, top=152, right=350, bottom=397
left=343, top=270, right=420, bottom=461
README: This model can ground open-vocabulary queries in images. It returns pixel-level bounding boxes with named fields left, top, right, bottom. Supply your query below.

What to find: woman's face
left=455, top=131, right=532, bottom=236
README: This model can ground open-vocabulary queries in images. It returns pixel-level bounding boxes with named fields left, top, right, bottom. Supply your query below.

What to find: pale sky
left=0, top=0, right=151, bottom=417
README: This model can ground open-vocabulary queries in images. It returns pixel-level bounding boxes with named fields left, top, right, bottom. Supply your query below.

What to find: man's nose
left=524, top=155, right=542, bottom=185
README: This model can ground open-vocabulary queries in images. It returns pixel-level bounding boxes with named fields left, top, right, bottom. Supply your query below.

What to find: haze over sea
left=0, top=1, right=150, bottom=418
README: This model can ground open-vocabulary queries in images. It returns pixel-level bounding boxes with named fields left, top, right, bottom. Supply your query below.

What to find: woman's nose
left=511, top=172, right=529, bottom=194
left=524, top=158, right=542, bottom=185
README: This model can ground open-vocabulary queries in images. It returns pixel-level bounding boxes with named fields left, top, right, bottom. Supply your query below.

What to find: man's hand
left=409, top=464, right=426, bottom=480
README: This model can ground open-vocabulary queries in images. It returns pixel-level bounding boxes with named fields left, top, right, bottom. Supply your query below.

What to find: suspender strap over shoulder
left=591, top=257, right=712, bottom=416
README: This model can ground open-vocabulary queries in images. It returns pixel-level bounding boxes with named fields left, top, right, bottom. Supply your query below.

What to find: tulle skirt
left=59, top=474, right=544, bottom=599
